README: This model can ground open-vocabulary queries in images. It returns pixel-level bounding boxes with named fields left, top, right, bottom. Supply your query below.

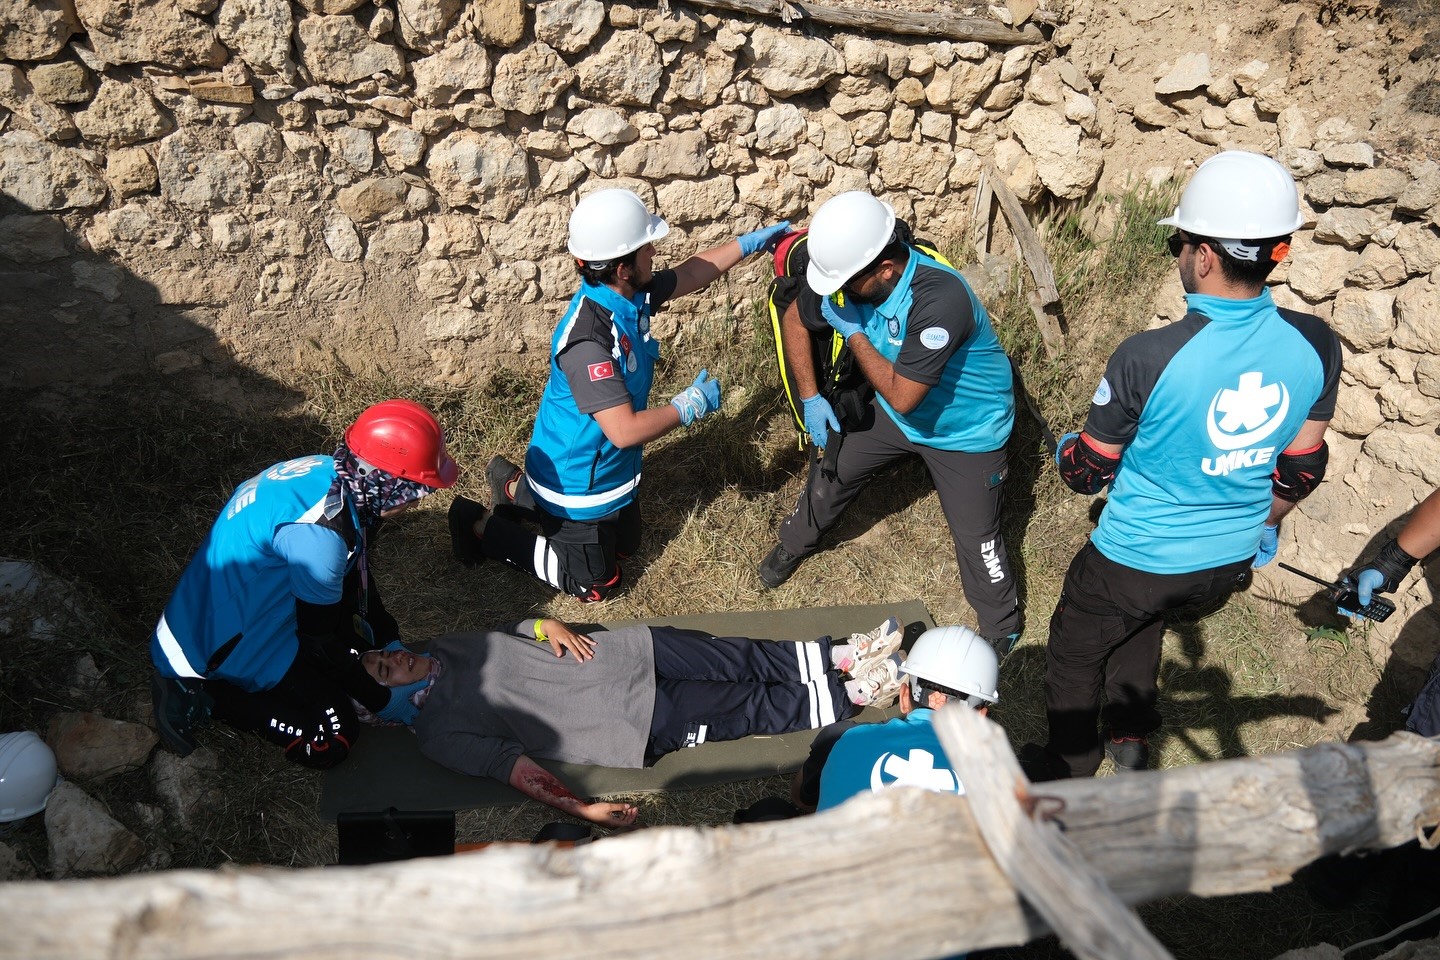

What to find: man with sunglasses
left=1023, top=151, right=1343, bottom=781
left=758, top=191, right=1020, bottom=657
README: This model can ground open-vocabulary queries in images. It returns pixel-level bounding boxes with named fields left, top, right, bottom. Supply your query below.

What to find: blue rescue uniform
left=480, top=273, right=678, bottom=600
left=775, top=246, right=1020, bottom=637
left=1044, top=289, right=1341, bottom=777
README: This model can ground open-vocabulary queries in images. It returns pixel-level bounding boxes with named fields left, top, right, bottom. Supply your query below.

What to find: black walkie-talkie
left=1279, top=563, right=1396, bottom=622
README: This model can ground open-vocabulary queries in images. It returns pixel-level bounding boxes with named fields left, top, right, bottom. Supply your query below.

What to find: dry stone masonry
left=0, top=0, right=1436, bottom=648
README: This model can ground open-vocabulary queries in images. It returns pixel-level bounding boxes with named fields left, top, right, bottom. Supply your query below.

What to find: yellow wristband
left=533, top=619, right=548, bottom=645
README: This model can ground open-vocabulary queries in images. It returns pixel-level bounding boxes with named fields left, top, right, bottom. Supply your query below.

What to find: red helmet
left=344, top=399, right=458, bottom=488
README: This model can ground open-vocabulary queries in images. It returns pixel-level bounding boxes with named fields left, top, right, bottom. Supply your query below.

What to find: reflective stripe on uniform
left=525, top=472, right=641, bottom=512
left=154, top=613, right=204, bottom=679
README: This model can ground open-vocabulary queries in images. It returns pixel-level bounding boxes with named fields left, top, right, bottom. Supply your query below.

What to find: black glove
left=1349, top=537, right=1420, bottom=598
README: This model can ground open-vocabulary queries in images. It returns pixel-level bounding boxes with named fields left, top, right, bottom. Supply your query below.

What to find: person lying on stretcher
left=360, top=617, right=907, bottom=826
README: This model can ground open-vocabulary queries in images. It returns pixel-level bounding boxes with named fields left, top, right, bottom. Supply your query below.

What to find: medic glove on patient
left=671, top=369, right=722, bottom=426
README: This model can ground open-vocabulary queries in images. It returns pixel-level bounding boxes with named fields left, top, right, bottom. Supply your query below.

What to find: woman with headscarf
left=148, top=399, right=458, bottom=769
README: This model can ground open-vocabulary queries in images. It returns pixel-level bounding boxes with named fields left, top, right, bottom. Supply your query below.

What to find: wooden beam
left=983, top=164, right=1066, bottom=357
left=676, top=0, right=1046, bottom=45
left=935, top=706, right=1175, bottom=960
left=2, top=733, right=1437, bottom=960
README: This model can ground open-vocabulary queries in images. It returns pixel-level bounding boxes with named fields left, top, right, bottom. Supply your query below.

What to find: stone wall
left=0, top=0, right=1436, bottom=640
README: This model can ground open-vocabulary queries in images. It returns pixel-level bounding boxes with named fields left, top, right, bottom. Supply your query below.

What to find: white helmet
left=1158, top=151, right=1304, bottom=247
left=805, top=191, right=897, bottom=296
left=0, top=731, right=59, bottom=823
left=567, top=188, right=670, bottom=262
left=900, top=626, right=999, bottom=706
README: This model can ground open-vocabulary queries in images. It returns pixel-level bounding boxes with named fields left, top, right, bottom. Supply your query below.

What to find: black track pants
left=1044, top=542, right=1251, bottom=777
left=482, top=499, right=641, bottom=602
left=776, top=399, right=1019, bottom=637
left=645, top=627, right=858, bottom=759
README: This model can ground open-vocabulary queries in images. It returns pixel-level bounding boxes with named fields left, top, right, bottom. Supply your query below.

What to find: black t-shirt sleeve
left=644, top=270, right=679, bottom=311
left=1084, top=313, right=1207, bottom=445
left=1278, top=308, right=1342, bottom=421
left=795, top=720, right=858, bottom=808
left=558, top=339, right=633, bottom=416
left=892, top=269, right=976, bottom=387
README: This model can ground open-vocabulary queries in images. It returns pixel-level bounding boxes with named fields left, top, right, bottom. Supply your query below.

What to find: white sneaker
left=838, top=616, right=903, bottom=675
left=849, top=654, right=903, bottom=709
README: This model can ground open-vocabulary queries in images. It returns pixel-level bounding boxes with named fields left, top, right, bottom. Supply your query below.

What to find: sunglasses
left=1166, top=232, right=1216, bottom=257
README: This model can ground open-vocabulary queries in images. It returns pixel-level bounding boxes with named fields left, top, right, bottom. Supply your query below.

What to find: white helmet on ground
left=1158, top=151, right=1304, bottom=258
left=805, top=191, right=897, bottom=296
left=900, top=626, right=999, bottom=707
left=0, top=731, right=59, bottom=822
left=567, top=187, right=670, bottom=263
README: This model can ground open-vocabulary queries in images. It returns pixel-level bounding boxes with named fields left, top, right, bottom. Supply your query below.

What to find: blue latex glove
left=671, top=369, right=722, bottom=426
left=376, top=678, right=429, bottom=725
left=1054, top=431, right=1080, bottom=469
left=800, top=393, right=840, bottom=449
left=821, top=295, right=864, bottom=340
left=1354, top=568, right=1386, bottom=606
left=1252, top=523, right=1279, bottom=568
left=737, top=220, right=791, bottom=257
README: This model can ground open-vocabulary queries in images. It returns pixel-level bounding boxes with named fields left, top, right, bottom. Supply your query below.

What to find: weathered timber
left=1, top=732, right=1436, bottom=960
left=676, top=0, right=1045, bottom=45
left=982, top=165, right=1067, bottom=358
left=937, top=706, right=1176, bottom=960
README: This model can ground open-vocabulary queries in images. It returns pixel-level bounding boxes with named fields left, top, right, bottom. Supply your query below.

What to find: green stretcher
left=319, top=600, right=935, bottom=821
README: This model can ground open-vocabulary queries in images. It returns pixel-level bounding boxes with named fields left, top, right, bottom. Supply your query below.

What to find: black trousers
left=203, top=566, right=388, bottom=771
left=645, top=627, right=858, bottom=760
left=1045, top=541, right=1250, bottom=777
left=482, top=498, right=642, bottom=602
left=776, top=398, right=1019, bottom=638
left=206, top=653, right=361, bottom=770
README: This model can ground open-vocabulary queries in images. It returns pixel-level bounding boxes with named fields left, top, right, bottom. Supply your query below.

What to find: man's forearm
left=1399, top=486, right=1440, bottom=559
left=508, top=755, right=590, bottom=818
left=780, top=301, right=820, bottom=398
left=846, top=334, right=928, bottom=413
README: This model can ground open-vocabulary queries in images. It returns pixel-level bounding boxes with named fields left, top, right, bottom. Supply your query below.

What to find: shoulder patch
left=1092, top=377, right=1112, bottom=406
left=919, top=326, right=950, bottom=350
left=588, top=360, right=616, bottom=382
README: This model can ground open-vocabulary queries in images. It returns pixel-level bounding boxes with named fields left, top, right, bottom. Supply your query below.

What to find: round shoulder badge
left=1092, top=377, right=1112, bottom=406
left=918, top=326, right=950, bottom=350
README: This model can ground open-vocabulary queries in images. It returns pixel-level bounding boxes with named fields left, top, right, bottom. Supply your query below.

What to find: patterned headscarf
left=333, top=442, right=435, bottom=527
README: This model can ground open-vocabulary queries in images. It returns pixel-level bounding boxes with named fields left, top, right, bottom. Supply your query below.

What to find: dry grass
left=0, top=182, right=1407, bottom=956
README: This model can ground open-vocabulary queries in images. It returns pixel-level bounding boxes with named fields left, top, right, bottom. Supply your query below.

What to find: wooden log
left=675, top=0, right=1045, bottom=45
left=983, top=165, right=1066, bottom=357
left=2, top=733, right=1436, bottom=960
left=935, top=705, right=1176, bottom=960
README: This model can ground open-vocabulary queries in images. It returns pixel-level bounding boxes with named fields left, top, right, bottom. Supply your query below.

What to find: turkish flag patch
left=588, top=360, right=615, bottom=381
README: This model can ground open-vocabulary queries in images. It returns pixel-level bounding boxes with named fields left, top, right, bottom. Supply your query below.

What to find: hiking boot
left=578, top=566, right=623, bottom=603
left=848, top=654, right=904, bottom=709
left=486, top=455, right=528, bottom=515
left=448, top=495, right=487, bottom=567
left=837, top=616, right=903, bottom=675
left=758, top=543, right=806, bottom=589
left=151, top=673, right=214, bottom=757
left=1018, top=742, right=1072, bottom=783
left=1104, top=733, right=1150, bottom=773
left=986, top=633, right=1021, bottom=658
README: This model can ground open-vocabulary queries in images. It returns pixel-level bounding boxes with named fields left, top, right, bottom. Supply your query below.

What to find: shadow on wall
left=0, top=192, right=317, bottom=637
